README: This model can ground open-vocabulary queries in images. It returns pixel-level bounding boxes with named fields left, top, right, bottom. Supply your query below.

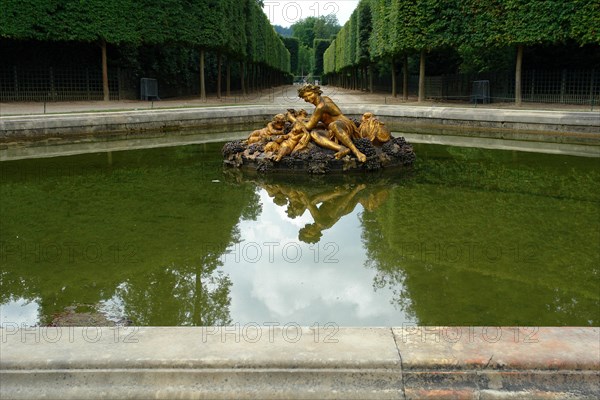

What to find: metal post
left=13, top=66, right=18, bottom=100
left=49, top=67, right=55, bottom=101
left=560, top=69, right=567, bottom=104
left=118, top=67, right=122, bottom=101
left=530, top=69, right=535, bottom=100
left=86, top=68, right=90, bottom=100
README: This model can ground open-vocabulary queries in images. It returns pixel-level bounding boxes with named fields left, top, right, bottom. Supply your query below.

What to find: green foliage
left=323, top=39, right=336, bottom=74
left=334, top=24, right=347, bottom=71
left=1, top=0, right=289, bottom=73
left=1, top=0, right=140, bottom=43
left=1, top=0, right=59, bottom=39
left=298, top=44, right=313, bottom=76
left=356, top=0, right=373, bottom=65
left=503, top=0, right=573, bottom=46
left=244, top=0, right=290, bottom=71
left=224, top=0, right=248, bottom=58
left=282, top=37, right=300, bottom=74
left=324, top=0, right=595, bottom=79
left=369, top=0, right=392, bottom=59
left=313, top=39, right=331, bottom=76
left=313, top=14, right=341, bottom=42
left=459, top=0, right=577, bottom=48
left=570, top=0, right=600, bottom=44
left=291, top=15, right=341, bottom=48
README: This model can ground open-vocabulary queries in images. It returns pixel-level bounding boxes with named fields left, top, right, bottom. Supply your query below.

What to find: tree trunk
left=369, top=65, right=373, bottom=93
left=226, top=62, right=231, bottom=97
left=193, top=267, right=203, bottom=326
left=199, top=49, right=206, bottom=101
left=240, top=62, right=246, bottom=96
left=515, top=45, right=523, bottom=106
left=391, top=58, right=397, bottom=97
left=418, top=49, right=426, bottom=102
left=100, top=40, right=109, bottom=101
left=217, top=53, right=222, bottom=99
left=403, top=54, right=409, bottom=101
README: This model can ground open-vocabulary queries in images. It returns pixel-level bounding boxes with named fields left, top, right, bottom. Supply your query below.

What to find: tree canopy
left=324, top=0, right=598, bottom=75
left=1, top=0, right=290, bottom=74
left=291, top=15, right=341, bottom=48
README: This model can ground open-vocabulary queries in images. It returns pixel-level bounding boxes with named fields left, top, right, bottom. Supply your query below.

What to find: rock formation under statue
left=223, top=84, right=415, bottom=174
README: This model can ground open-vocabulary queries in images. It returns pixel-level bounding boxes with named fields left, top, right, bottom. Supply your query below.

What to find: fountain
left=223, top=84, right=415, bottom=173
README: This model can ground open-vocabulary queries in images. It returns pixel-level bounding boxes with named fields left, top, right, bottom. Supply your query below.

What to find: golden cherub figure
left=358, top=112, right=391, bottom=145
left=246, top=113, right=286, bottom=145
left=272, top=109, right=311, bottom=161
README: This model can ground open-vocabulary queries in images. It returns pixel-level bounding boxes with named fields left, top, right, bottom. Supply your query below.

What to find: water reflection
left=221, top=172, right=409, bottom=326
left=231, top=173, right=391, bottom=244
left=359, top=148, right=600, bottom=326
left=111, top=254, right=232, bottom=326
left=1, top=142, right=598, bottom=327
left=0, top=145, right=251, bottom=327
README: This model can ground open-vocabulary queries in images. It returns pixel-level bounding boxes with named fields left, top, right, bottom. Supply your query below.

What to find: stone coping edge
left=1, top=327, right=598, bottom=399
left=1, top=105, right=599, bottom=144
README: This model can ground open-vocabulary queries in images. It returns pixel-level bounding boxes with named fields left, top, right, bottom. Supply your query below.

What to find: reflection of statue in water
left=261, top=181, right=390, bottom=243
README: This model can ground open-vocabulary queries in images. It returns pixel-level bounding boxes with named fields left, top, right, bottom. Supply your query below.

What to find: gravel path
left=1, top=85, right=596, bottom=116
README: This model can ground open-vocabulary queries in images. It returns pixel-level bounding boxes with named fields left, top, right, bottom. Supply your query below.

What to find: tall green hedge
left=1, top=0, right=290, bottom=97
left=313, top=39, right=331, bottom=77
left=324, top=0, right=598, bottom=99
left=282, top=37, right=300, bottom=75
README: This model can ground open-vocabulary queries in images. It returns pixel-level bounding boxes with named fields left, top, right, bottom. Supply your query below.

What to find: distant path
left=1, top=85, right=597, bottom=116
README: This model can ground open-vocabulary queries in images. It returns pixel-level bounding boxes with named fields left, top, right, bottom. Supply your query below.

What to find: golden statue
left=273, top=109, right=311, bottom=161
left=358, top=112, right=391, bottom=145
left=297, top=84, right=367, bottom=162
left=245, top=113, right=286, bottom=145
left=245, top=85, right=394, bottom=162
left=223, top=84, right=415, bottom=173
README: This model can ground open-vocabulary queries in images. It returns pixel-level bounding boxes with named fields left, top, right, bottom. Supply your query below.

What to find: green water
left=1, top=142, right=598, bottom=327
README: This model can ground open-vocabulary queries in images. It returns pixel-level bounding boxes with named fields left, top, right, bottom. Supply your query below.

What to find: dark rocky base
left=223, top=136, right=416, bottom=174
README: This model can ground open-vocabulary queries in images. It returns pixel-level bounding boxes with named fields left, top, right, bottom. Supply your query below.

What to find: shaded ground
left=1, top=85, right=597, bottom=116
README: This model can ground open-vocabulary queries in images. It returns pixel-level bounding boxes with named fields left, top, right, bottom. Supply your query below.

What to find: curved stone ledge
left=1, top=105, right=598, bottom=146
left=1, top=327, right=598, bottom=399
left=0, top=106, right=279, bottom=142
